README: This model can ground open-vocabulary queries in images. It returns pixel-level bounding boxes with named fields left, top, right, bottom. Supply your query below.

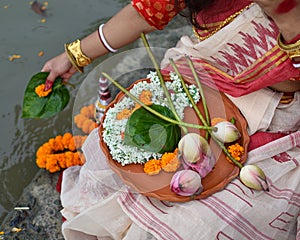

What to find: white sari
left=60, top=3, right=300, bottom=239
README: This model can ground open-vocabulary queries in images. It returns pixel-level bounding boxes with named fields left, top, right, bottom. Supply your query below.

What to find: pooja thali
left=99, top=75, right=250, bottom=202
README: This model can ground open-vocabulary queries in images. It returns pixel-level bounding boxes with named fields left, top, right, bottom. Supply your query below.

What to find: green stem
left=140, top=33, right=188, bottom=134
left=169, top=58, right=243, bottom=169
left=52, top=84, right=62, bottom=91
left=102, top=72, right=215, bottom=131
left=183, top=56, right=243, bottom=168
left=185, top=56, right=210, bottom=134
left=169, top=58, right=209, bottom=132
left=63, top=81, right=76, bottom=89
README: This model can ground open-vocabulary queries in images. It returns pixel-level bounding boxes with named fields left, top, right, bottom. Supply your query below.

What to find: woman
left=42, top=0, right=300, bottom=239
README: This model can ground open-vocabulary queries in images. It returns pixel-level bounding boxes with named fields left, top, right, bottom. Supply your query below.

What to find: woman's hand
left=254, top=0, right=300, bottom=41
left=40, top=4, right=155, bottom=91
left=41, top=52, right=77, bottom=91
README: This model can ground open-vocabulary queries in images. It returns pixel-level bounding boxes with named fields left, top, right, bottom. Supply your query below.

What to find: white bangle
left=98, top=24, right=118, bottom=53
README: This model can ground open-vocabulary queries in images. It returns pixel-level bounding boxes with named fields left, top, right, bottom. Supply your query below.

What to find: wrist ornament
left=277, top=33, right=300, bottom=68
left=64, top=39, right=92, bottom=73
left=98, top=24, right=118, bottom=53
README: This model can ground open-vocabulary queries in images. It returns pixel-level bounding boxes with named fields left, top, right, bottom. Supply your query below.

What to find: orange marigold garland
left=36, top=132, right=87, bottom=173
left=74, top=104, right=98, bottom=134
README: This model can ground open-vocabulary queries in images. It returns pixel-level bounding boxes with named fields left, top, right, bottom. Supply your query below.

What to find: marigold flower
left=62, top=132, right=73, bottom=148
left=68, top=139, right=76, bottom=152
left=36, top=155, right=47, bottom=168
left=139, top=90, right=152, bottom=105
left=116, top=91, right=153, bottom=120
left=161, top=148, right=180, bottom=172
left=80, top=105, right=93, bottom=116
left=45, top=156, right=60, bottom=173
left=53, top=135, right=64, bottom=151
left=74, top=115, right=85, bottom=128
left=211, top=117, right=227, bottom=126
left=65, top=151, right=75, bottom=167
left=144, top=159, right=162, bottom=175
left=73, top=152, right=84, bottom=165
left=116, top=108, right=132, bottom=120
left=226, top=143, right=244, bottom=163
left=35, top=84, right=52, bottom=97
left=36, top=143, right=52, bottom=156
left=82, top=119, right=95, bottom=134
left=88, top=104, right=95, bottom=113
left=48, top=138, right=55, bottom=149
left=74, top=104, right=97, bottom=134
left=57, top=153, right=67, bottom=169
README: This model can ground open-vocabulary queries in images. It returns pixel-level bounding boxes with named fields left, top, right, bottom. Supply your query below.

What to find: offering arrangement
left=99, top=71, right=250, bottom=202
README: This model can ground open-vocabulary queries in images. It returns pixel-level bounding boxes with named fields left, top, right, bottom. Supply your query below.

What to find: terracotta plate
left=99, top=76, right=250, bottom=202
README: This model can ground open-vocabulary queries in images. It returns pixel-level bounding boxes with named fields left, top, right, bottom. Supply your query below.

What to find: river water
left=0, top=0, right=126, bottom=224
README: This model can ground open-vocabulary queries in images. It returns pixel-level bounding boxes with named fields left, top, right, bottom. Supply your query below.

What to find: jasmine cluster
left=102, top=72, right=200, bottom=166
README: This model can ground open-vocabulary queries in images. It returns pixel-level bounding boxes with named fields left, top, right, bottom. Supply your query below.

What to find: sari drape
left=161, top=3, right=299, bottom=97
left=59, top=1, right=300, bottom=239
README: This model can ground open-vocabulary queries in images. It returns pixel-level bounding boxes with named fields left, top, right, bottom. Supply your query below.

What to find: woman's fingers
left=40, top=53, right=75, bottom=90
left=44, top=71, right=57, bottom=91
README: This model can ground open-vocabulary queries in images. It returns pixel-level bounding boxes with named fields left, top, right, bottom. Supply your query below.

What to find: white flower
left=178, top=133, right=216, bottom=178
left=240, top=165, right=269, bottom=191
left=212, top=121, right=241, bottom=143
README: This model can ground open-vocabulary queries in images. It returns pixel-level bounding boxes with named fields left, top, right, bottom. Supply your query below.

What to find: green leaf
left=124, top=104, right=181, bottom=154
left=22, top=72, right=70, bottom=119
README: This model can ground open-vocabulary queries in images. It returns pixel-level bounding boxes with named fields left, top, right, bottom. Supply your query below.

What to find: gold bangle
left=64, top=39, right=92, bottom=73
left=277, top=33, right=300, bottom=59
left=64, top=44, right=83, bottom=73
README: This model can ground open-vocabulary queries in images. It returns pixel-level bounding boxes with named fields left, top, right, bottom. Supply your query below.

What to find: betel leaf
left=22, top=72, right=70, bottom=119
left=124, top=104, right=181, bottom=154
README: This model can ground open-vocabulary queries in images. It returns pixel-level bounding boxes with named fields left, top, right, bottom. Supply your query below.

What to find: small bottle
left=94, top=77, right=112, bottom=124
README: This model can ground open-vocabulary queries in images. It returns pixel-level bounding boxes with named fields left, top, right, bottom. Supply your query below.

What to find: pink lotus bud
left=240, top=165, right=269, bottom=191
left=178, top=133, right=216, bottom=177
left=170, top=170, right=203, bottom=196
left=212, top=121, right=241, bottom=143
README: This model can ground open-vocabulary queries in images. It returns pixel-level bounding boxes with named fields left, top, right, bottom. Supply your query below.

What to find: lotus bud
left=212, top=121, right=241, bottom=143
left=170, top=170, right=203, bottom=196
left=240, top=165, right=269, bottom=191
left=178, top=133, right=216, bottom=178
